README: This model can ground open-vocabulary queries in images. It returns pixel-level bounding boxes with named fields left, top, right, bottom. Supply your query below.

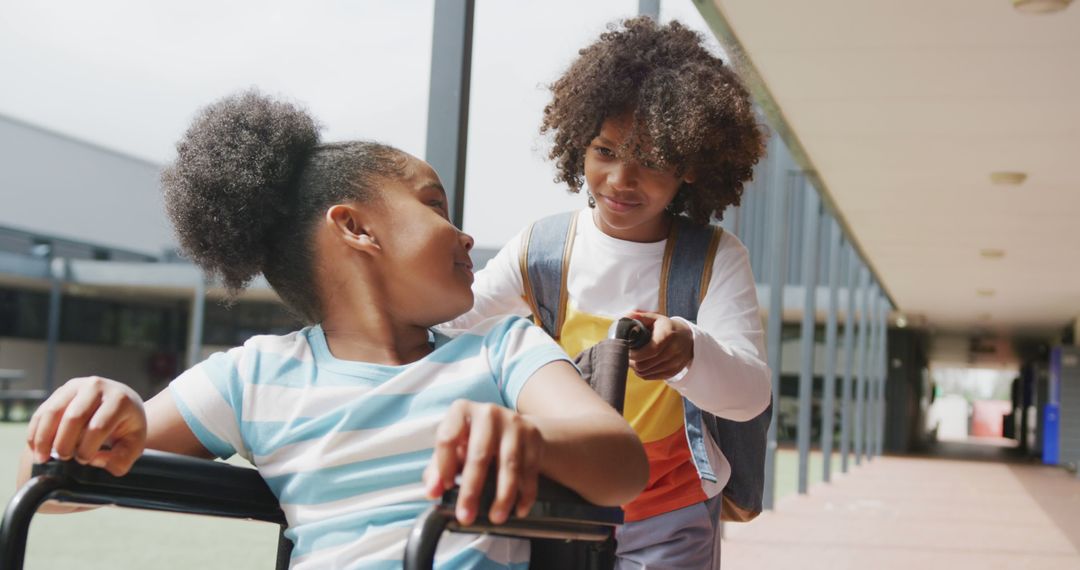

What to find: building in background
left=0, top=113, right=296, bottom=399
left=0, top=112, right=503, bottom=400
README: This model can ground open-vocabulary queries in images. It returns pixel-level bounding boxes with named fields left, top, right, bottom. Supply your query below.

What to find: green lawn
left=0, top=424, right=278, bottom=569
left=0, top=423, right=842, bottom=568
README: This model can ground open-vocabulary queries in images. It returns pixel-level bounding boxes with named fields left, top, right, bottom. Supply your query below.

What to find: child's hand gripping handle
left=26, top=377, right=147, bottom=478
left=423, top=400, right=543, bottom=527
left=625, top=312, right=694, bottom=381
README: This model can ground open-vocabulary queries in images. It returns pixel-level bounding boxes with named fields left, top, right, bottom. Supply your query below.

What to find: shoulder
left=669, top=221, right=753, bottom=294
left=444, top=315, right=550, bottom=355
left=236, top=328, right=314, bottom=362
left=440, top=315, right=536, bottom=341
left=240, top=328, right=312, bottom=352
left=521, top=210, right=586, bottom=246
left=437, top=316, right=554, bottom=374
left=196, top=328, right=314, bottom=380
left=702, top=228, right=757, bottom=298
left=669, top=219, right=748, bottom=271
left=473, top=212, right=581, bottom=274
left=714, top=227, right=749, bottom=260
left=533, top=209, right=583, bottom=228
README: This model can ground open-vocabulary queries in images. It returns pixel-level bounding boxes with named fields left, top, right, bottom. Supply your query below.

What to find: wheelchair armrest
left=442, top=476, right=622, bottom=537
left=404, top=475, right=622, bottom=570
left=24, top=449, right=285, bottom=524
left=2, top=450, right=290, bottom=570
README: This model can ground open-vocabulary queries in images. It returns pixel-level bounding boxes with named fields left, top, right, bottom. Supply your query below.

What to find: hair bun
left=162, top=89, right=320, bottom=292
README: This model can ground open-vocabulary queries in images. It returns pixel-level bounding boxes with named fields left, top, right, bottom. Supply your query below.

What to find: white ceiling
left=711, top=0, right=1080, bottom=333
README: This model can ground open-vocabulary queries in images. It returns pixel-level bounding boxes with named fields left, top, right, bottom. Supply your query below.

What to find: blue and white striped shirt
left=170, top=315, right=571, bottom=569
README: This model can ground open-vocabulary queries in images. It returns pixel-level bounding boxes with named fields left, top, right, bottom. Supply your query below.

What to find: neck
left=318, top=275, right=432, bottom=366
left=592, top=209, right=672, bottom=243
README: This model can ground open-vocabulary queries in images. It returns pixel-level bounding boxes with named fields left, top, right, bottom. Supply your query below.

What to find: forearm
left=16, top=448, right=32, bottom=489
left=668, top=320, right=771, bottom=421
left=529, top=413, right=647, bottom=506
left=668, top=238, right=772, bottom=421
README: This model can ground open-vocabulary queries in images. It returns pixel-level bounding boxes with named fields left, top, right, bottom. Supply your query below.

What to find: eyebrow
left=594, top=135, right=615, bottom=146
left=418, top=182, right=446, bottom=194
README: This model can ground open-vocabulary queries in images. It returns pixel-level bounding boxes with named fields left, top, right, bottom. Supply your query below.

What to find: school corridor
left=2, top=0, right=1080, bottom=568
left=722, top=450, right=1080, bottom=570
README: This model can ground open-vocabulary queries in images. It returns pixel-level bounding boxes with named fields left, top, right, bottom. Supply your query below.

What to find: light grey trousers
left=614, top=494, right=724, bottom=570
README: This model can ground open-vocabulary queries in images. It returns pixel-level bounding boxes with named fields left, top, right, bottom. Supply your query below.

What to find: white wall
left=0, top=116, right=169, bottom=256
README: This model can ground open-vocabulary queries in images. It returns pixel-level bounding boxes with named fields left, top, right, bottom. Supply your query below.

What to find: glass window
left=203, top=301, right=302, bottom=347
left=0, top=287, right=49, bottom=339
left=61, top=296, right=118, bottom=345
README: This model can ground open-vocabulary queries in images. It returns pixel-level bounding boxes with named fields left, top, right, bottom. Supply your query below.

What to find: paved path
left=722, top=451, right=1080, bottom=569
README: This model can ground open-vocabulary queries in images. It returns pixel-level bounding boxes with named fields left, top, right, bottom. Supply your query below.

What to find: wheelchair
left=0, top=319, right=650, bottom=570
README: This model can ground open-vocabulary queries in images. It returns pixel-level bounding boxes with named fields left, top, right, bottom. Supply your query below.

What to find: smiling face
left=583, top=113, right=691, bottom=242
left=366, top=155, right=475, bottom=326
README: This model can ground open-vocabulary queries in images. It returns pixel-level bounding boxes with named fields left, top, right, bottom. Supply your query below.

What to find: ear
left=326, top=204, right=381, bottom=255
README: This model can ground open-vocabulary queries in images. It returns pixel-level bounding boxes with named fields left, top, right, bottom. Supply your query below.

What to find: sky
left=0, top=0, right=725, bottom=250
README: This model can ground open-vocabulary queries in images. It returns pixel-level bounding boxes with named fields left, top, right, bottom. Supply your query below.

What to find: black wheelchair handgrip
left=610, top=317, right=651, bottom=349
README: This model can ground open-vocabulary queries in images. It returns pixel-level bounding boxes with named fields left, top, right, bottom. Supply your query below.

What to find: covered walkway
left=723, top=453, right=1080, bottom=569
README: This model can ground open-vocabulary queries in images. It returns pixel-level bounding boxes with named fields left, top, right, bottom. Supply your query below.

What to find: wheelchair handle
left=609, top=317, right=651, bottom=349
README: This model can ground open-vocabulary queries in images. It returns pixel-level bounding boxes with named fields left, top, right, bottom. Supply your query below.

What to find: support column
left=821, top=217, right=841, bottom=482
left=796, top=184, right=820, bottom=495
left=853, top=268, right=870, bottom=465
left=865, top=284, right=879, bottom=462
left=43, top=258, right=65, bottom=394
left=425, top=0, right=475, bottom=228
left=186, top=277, right=207, bottom=369
left=877, top=297, right=890, bottom=457
left=762, top=146, right=790, bottom=510
left=840, top=245, right=858, bottom=472
left=639, top=0, right=660, bottom=19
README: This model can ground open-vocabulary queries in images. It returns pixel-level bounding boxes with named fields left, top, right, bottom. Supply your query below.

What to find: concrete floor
left=722, top=442, right=1080, bottom=570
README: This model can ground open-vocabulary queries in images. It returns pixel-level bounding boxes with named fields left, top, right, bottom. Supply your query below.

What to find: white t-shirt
left=448, top=209, right=770, bottom=520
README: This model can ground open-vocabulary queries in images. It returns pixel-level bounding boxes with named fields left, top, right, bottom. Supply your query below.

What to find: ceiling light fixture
left=1012, top=0, right=1072, bottom=13
left=980, top=248, right=1006, bottom=259
left=977, top=288, right=996, bottom=297
left=895, top=315, right=908, bottom=328
left=990, top=171, right=1027, bottom=186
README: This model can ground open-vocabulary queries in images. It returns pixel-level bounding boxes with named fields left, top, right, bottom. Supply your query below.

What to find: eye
left=593, top=145, right=615, bottom=159
left=428, top=199, right=449, bottom=217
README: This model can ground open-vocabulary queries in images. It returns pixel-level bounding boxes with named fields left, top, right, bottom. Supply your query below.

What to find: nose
left=459, top=231, right=474, bottom=252
left=608, top=161, right=638, bottom=191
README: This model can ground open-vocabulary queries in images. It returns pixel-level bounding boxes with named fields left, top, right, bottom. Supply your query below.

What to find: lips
left=598, top=193, right=641, bottom=213
left=454, top=260, right=474, bottom=282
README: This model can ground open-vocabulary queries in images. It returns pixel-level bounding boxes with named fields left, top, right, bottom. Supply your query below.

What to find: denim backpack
left=518, top=211, right=770, bottom=522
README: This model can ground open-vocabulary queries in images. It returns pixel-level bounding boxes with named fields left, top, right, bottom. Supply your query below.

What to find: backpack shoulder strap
left=518, top=211, right=578, bottom=339
left=661, top=218, right=768, bottom=522
left=659, top=217, right=724, bottom=320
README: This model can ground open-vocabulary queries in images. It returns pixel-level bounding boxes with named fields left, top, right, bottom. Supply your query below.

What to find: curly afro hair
left=162, top=89, right=406, bottom=323
left=541, top=16, right=766, bottom=224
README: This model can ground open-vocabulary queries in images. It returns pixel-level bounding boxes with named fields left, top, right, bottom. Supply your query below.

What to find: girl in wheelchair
left=18, top=90, right=648, bottom=569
